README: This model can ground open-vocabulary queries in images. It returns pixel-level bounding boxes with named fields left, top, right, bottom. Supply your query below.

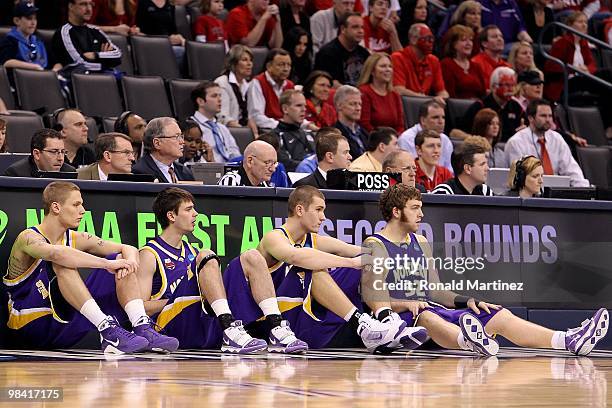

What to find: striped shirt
left=218, top=165, right=270, bottom=187
left=431, top=177, right=495, bottom=196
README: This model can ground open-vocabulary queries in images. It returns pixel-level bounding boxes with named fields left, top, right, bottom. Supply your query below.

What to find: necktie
left=207, top=120, right=229, bottom=161
left=168, top=166, right=178, bottom=183
left=537, top=138, right=554, bottom=175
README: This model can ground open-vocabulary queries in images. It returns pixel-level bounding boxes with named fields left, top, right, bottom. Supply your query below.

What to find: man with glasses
left=4, top=128, right=76, bottom=177
left=133, top=117, right=194, bottom=183
left=219, top=140, right=277, bottom=186
left=78, top=133, right=135, bottom=180
left=293, top=131, right=351, bottom=189
left=382, top=149, right=426, bottom=192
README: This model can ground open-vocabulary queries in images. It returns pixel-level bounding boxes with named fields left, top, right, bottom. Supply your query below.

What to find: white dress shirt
left=397, top=124, right=454, bottom=174
left=151, top=154, right=174, bottom=183
left=97, top=165, right=108, bottom=181
left=310, top=8, right=337, bottom=54
left=191, top=111, right=241, bottom=163
left=247, top=71, right=289, bottom=130
left=504, top=127, right=589, bottom=187
left=215, top=72, right=250, bottom=126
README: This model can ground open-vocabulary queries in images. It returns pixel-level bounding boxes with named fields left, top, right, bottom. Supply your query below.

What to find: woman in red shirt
left=440, top=24, right=486, bottom=99
left=303, top=70, right=337, bottom=128
left=357, top=52, right=405, bottom=133
left=91, top=0, right=140, bottom=35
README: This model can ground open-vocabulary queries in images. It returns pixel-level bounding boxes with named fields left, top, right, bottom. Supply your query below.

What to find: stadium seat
left=169, top=79, right=200, bottom=123
left=122, top=75, right=173, bottom=120
left=576, top=146, right=611, bottom=188
left=251, top=47, right=268, bottom=76
left=446, top=98, right=474, bottom=133
left=175, top=5, right=193, bottom=41
left=72, top=73, right=123, bottom=118
left=130, top=36, right=181, bottom=79
left=603, top=49, right=612, bottom=70
left=102, top=117, right=117, bottom=133
left=107, top=34, right=133, bottom=75
left=13, top=69, right=66, bottom=115
left=229, top=127, right=254, bottom=153
left=36, top=29, right=54, bottom=56
left=86, top=116, right=99, bottom=142
left=0, top=26, right=10, bottom=37
left=0, top=114, right=44, bottom=153
left=0, top=66, right=15, bottom=110
left=401, top=96, right=432, bottom=129
left=554, top=103, right=570, bottom=132
left=567, top=106, right=607, bottom=146
left=186, top=41, right=225, bottom=80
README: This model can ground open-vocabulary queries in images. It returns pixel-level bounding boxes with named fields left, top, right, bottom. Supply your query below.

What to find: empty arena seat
left=130, top=35, right=181, bottom=79
left=169, top=79, right=200, bottom=123
left=576, top=146, right=611, bottom=188
left=401, top=96, right=433, bottom=129
left=122, top=76, right=173, bottom=120
left=1, top=114, right=44, bottom=153
left=251, top=47, right=268, bottom=76
left=36, top=29, right=55, bottom=55
left=107, top=33, right=133, bottom=75
left=446, top=98, right=474, bottom=133
left=229, top=127, right=254, bottom=153
left=175, top=5, right=193, bottom=41
left=72, top=73, right=123, bottom=118
left=567, top=106, right=607, bottom=146
left=85, top=116, right=99, bottom=142
left=0, top=65, right=15, bottom=110
left=186, top=41, right=225, bottom=80
left=13, top=69, right=66, bottom=115
left=102, top=117, right=118, bottom=133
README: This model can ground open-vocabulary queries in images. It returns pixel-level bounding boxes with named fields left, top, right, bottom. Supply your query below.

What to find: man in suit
left=78, top=133, right=135, bottom=180
left=293, top=131, right=352, bottom=189
left=132, top=117, right=194, bottom=183
left=4, top=128, right=76, bottom=177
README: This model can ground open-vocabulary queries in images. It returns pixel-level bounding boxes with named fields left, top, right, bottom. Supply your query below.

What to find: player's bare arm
left=138, top=248, right=169, bottom=315
left=315, top=235, right=363, bottom=258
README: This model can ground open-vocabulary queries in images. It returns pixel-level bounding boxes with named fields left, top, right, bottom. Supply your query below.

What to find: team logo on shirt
left=164, top=258, right=176, bottom=271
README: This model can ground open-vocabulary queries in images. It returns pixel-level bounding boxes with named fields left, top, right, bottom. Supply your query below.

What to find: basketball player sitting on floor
left=138, top=187, right=308, bottom=353
left=3, top=181, right=179, bottom=354
left=372, top=184, right=608, bottom=356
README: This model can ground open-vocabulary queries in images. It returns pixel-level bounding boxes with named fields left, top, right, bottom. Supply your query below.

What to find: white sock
left=124, top=299, right=148, bottom=327
left=457, top=332, right=472, bottom=350
left=343, top=306, right=358, bottom=322
left=551, top=331, right=567, bottom=350
left=258, top=297, right=281, bottom=316
left=210, top=299, right=232, bottom=317
left=80, top=298, right=109, bottom=330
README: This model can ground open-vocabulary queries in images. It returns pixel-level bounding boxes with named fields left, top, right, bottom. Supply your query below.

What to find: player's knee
left=494, top=308, right=512, bottom=321
left=240, top=249, right=265, bottom=268
left=52, top=264, right=78, bottom=277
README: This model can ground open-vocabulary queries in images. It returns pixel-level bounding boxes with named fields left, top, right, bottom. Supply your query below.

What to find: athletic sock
left=551, top=331, right=567, bottom=350
left=345, top=307, right=363, bottom=332
left=375, top=307, right=393, bottom=321
left=80, top=298, right=109, bottom=330
left=210, top=299, right=232, bottom=317
left=258, top=298, right=281, bottom=316
left=266, top=314, right=283, bottom=329
left=218, top=313, right=235, bottom=331
left=124, top=299, right=148, bottom=327
left=457, top=332, right=472, bottom=350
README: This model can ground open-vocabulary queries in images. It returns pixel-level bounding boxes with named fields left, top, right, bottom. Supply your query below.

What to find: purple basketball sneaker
left=99, top=316, right=149, bottom=354
left=268, top=320, right=308, bottom=354
left=459, top=312, right=499, bottom=356
left=133, top=317, right=180, bottom=353
left=221, top=320, right=268, bottom=354
left=383, top=312, right=428, bottom=350
left=566, top=308, right=609, bottom=356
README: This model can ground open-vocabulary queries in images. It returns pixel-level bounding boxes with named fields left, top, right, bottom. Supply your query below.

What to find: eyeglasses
left=109, top=150, right=135, bottom=157
left=252, top=155, right=278, bottom=168
left=156, top=133, right=184, bottom=141
left=41, top=149, right=68, bottom=156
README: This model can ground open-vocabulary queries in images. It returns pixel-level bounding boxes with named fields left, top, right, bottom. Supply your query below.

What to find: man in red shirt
left=414, top=129, right=453, bottom=192
left=471, top=25, right=510, bottom=89
left=362, top=0, right=401, bottom=53
left=392, top=23, right=449, bottom=105
left=225, top=0, right=282, bottom=48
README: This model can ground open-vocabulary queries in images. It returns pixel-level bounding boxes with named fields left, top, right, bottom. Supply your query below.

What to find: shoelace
left=230, top=323, right=253, bottom=346
left=273, top=326, right=297, bottom=343
left=567, top=319, right=591, bottom=336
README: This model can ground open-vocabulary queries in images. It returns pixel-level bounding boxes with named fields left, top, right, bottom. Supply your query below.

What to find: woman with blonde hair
left=507, top=155, right=544, bottom=197
left=357, top=52, right=404, bottom=133
left=508, top=41, right=537, bottom=75
left=440, top=25, right=486, bottom=99
left=446, top=0, right=482, bottom=56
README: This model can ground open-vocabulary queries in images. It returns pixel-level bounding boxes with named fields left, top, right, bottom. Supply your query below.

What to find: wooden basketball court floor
left=1, top=347, right=611, bottom=407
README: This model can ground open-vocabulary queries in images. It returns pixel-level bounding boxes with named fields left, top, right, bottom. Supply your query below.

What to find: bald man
left=218, top=140, right=278, bottom=187
left=382, top=150, right=427, bottom=192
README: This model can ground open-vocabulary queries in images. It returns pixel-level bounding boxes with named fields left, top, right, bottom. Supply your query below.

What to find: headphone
left=513, top=155, right=535, bottom=190
left=114, top=111, right=134, bottom=135
left=51, top=107, right=69, bottom=131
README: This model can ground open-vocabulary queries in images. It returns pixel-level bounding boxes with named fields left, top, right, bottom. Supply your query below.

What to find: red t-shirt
left=440, top=57, right=486, bottom=99
left=391, top=47, right=446, bottom=96
left=225, top=5, right=277, bottom=46
left=415, top=159, right=453, bottom=192
left=471, top=52, right=511, bottom=90
left=358, top=84, right=405, bottom=133
left=305, top=99, right=337, bottom=128
left=193, top=15, right=226, bottom=42
left=362, top=17, right=392, bottom=53
left=91, top=1, right=136, bottom=26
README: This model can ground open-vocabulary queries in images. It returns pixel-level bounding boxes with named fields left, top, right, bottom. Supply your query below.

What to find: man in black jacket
left=293, top=130, right=351, bottom=189
left=273, top=90, right=315, bottom=172
left=4, top=128, right=76, bottom=177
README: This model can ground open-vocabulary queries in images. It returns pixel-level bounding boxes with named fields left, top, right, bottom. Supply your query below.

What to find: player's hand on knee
left=106, top=258, right=136, bottom=276
left=478, top=302, right=501, bottom=314
left=408, top=300, right=428, bottom=316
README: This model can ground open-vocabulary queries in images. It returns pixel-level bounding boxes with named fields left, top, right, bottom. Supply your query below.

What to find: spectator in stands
left=414, top=129, right=453, bottom=191
left=349, top=126, right=399, bottom=172
left=0, top=118, right=7, bottom=153
left=293, top=132, right=352, bottom=188
left=463, top=134, right=497, bottom=167
left=507, top=155, right=544, bottom=197
left=333, top=85, right=369, bottom=160
left=4, top=129, right=76, bottom=177
left=478, top=0, right=532, bottom=45
left=471, top=25, right=511, bottom=89
left=471, top=108, right=506, bottom=167
left=55, top=109, right=95, bottom=168
left=280, top=0, right=310, bottom=35
left=508, top=41, right=537, bottom=75
left=218, top=140, right=277, bottom=186
left=454, top=66, right=521, bottom=142
left=179, top=120, right=214, bottom=165
left=551, top=0, right=600, bottom=19
left=382, top=149, right=426, bottom=191
left=363, top=0, right=402, bottom=53
left=215, top=45, right=255, bottom=131
left=52, top=0, right=122, bottom=77
left=114, top=111, right=147, bottom=160
left=447, top=1, right=482, bottom=56
left=303, top=71, right=337, bottom=128
left=190, top=81, right=241, bottom=163
left=440, top=24, right=487, bottom=99
left=247, top=48, right=294, bottom=130
left=136, top=0, right=185, bottom=45
left=77, top=133, right=135, bottom=180
left=273, top=90, right=315, bottom=171
left=283, top=27, right=312, bottom=85
left=504, top=99, right=589, bottom=187
left=193, top=0, right=227, bottom=45
left=0, top=1, right=56, bottom=71
left=225, top=0, right=283, bottom=48
left=520, top=0, right=554, bottom=46
left=357, top=53, right=405, bottom=133
left=91, top=0, right=141, bottom=36
left=314, top=12, right=370, bottom=87
left=295, top=127, right=343, bottom=173
left=133, top=117, right=195, bottom=182
left=310, top=0, right=356, bottom=54
left=392, top=23, right=449, bottom=104
left=398, top=100, right=453, bottom=173
left=431, top=143, right=494, bottom=195
left=512, top=70, right=544, bottom=113
left=397, top=0, right=428, bottom=47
